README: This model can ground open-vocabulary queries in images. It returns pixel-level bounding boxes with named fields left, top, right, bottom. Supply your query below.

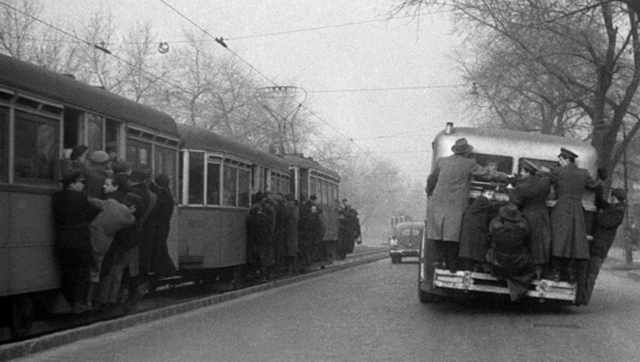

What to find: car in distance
left=389, top=221, right=424, bottom=263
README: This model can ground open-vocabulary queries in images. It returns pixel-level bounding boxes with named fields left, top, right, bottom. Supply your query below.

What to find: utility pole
left=623, top=123, right=633, bottom=264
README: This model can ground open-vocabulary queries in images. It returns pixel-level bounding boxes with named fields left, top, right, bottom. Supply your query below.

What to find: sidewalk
left=603, top=247, right=640, bottom=271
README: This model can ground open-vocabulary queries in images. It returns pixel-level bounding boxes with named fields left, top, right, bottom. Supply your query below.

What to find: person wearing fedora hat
left=509, top=159, right=552, bottom=278
left=52, top=169, right=102, bottom=314
left=451, top=138, right=473, bottom=154
left=426, top=138, right=509, bottom=272
left=486, top=203, right=535, bottom=301
left=581, top=187, right=626, bottom=305
left=546, top=147, right=603, bottom=283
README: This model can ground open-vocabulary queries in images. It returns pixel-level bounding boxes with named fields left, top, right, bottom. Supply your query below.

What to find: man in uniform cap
left=546, top=147, right=602, bottom=284
left=509, top=159, right=552, bottom=278
left=558, top=147, right=579, bottom=160
left=425, top=137, right=509, bottom=272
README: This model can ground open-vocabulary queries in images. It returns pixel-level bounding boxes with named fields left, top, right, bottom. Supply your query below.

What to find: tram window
left=310, top=177, right=317, bottom=201
left=323, top=180, right=329, bottom=206
left=520, top=158, right=559, bottom=172
left=223, top=164, right=237, bottom=207
left=238, top=168, right=250, bottom=208
left=63, top=108, right=81, bottom=150
left=127, top=139, right=151, bottom=171
left=0, top=107, right=7, bottom=179
left=280, top=179, right=289, bottom=195
left=106, top=119, right=121, bottom=158
left=154, top=148, right=177, bottom=194
left=14, top=111, right=58, bottom=182
left=470, top=153, right=513, bottom=174
left=86, top=114, right=103, bottom=154
left=206, top=161, right=221, bottom=205
left=188, top=152, right=204, bottom=204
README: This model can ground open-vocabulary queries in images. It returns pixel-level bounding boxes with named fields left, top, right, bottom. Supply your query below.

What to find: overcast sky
left=47, top=0, right=470, bottom=181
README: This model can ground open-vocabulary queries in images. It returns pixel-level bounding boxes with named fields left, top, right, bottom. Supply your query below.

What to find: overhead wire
left=156, top=0, right=373, bottom=155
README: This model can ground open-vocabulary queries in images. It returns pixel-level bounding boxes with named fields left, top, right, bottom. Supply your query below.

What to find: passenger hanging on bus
left=508, top=159, right=552, bottom=279
left=52, top=169, right=101, bottom=314
left=583, top=188, right=626, bottom=304
left=425, top=138, right=509, bottom=273
left=485, top=203, right=535, bottom=301
left=541, top=148, right=603, bottom=284
left=458, top=188, right=502, bottom=273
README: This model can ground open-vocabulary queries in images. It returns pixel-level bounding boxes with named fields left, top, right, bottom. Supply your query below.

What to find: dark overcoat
left=284, top=202, right=299, bottom=257
left=549, top=164, right=600, bottom=260
left=510, top=174, right=552, bottom=265
left=426, top=155, right=507, bottom=242
left=52, top=189, right=97, bottom=250
left=591, top=200, right=625, bottom=259
left=145, top=185, right=176, bottom=275
left=458, top=195, right=500, bottom=262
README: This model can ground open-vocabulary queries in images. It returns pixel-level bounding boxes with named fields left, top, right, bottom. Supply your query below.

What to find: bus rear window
left=470, top=153, right=513, bottom=174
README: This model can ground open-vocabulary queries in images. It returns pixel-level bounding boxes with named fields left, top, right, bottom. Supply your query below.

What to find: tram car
left=176, top=123, right=292, bottom=283
left=0, top=54, right=341, bottom=338
left=284, top=154, right=341, bottom=259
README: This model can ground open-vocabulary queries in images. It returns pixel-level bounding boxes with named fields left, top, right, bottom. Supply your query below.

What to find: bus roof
left=433, top=126, right=598, bottom=175
left=0, top=54, right=177, bottom=136
left=178, top=124, right=290, bottom=172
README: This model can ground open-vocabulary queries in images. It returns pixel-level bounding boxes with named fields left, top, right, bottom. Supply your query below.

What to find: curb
left=0, top=250, right=388, bottom=361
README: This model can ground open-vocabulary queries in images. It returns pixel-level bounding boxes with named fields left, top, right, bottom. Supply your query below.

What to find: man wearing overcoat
left=546, top=148, right=602, bottom=282
left=509, top=159, right=552, bottom=278
left=425, top=138, right=508, bottom=272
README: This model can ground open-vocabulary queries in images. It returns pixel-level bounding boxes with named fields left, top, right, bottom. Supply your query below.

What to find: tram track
left=0, top=246, right=388, bottom=361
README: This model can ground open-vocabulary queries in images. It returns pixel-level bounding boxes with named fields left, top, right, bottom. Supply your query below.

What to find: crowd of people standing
left=246, top=194, right=361, bottom=281
left=53, top=145, right=175, bottom=314
left=426, top=138, right=625, bottom=304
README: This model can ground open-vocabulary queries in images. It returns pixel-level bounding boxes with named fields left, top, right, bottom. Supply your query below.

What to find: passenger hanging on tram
left=87, top=176, right=137, bottom=310
left=508, top=159, right=552, bottom=279
left=84, top=150, right=112, bottom=199
left=541, top=148, right=603, bottom=283
left=52, top=169, right=101, bottom=314
left=145, top=174, right=177, bottom=280
left=60, top=144, right=89, bottom=175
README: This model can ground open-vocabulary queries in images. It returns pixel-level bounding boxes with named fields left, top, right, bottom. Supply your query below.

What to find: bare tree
left=0, top=0, right=42, bottom=59
left=394, top=0, right=640, bottom=176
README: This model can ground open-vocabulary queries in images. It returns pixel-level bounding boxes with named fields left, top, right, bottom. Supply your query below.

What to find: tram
left=0, top=54, right=341, bottom=338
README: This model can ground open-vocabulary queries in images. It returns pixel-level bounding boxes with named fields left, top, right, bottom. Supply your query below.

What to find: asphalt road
left=14, top=257, right=640, bottom=362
